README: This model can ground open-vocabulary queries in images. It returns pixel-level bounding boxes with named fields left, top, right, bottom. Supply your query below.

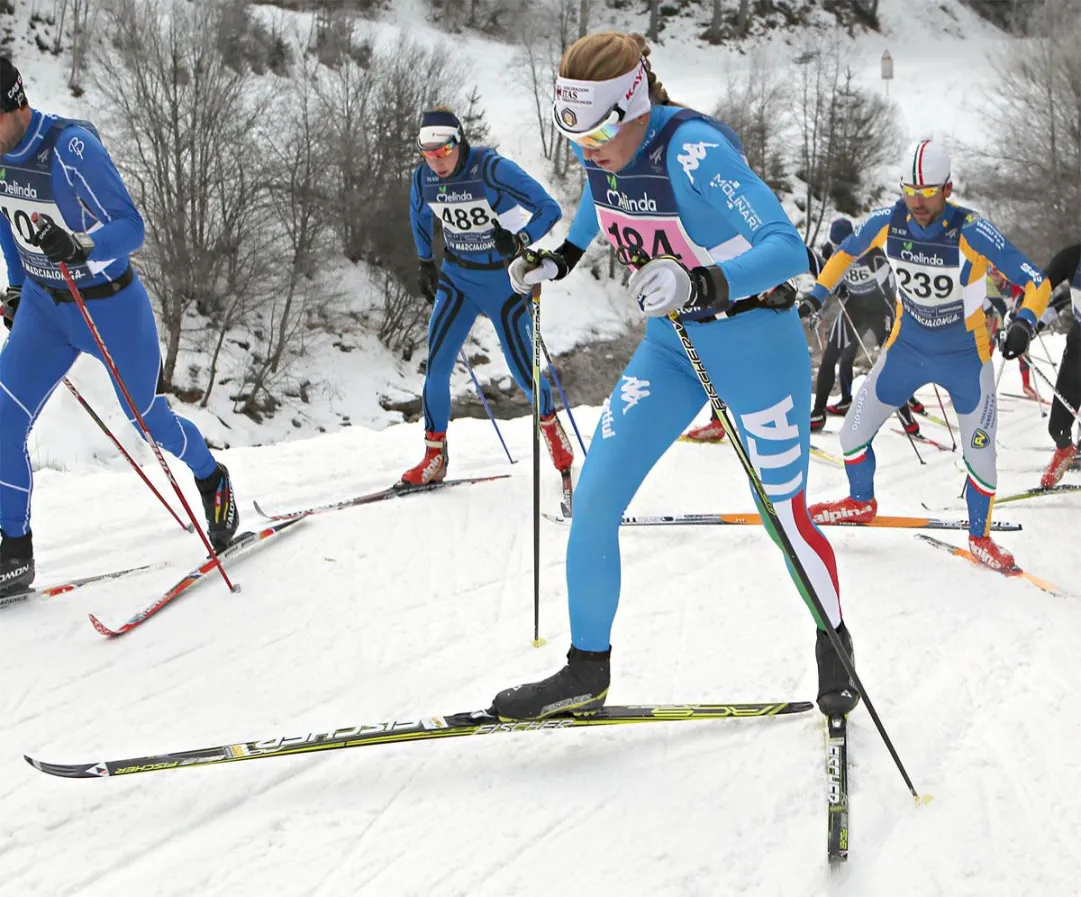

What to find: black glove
left=1, top=285, right=20, bottom=330
left=759, top=280, right=799, bottom=311
left=686, top=264, right=731, bottom=313
left=417, top=259, right=438, bottom=304
left=1001, top=316, right=1034, bottom=360
left=797, top=294, right=822, bottom=320
left=491, top=222, right=529, bottom=258
left=32, top=214, right=92, bottom=265
left=523, top=240, right=585, bottom=280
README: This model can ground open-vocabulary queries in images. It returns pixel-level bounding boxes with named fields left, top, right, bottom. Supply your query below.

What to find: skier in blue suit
left=404, top=108, right=573, bottom=485
left=0, top=58, right=238, bottom=597
left=491, top=32, right=858, bottom=719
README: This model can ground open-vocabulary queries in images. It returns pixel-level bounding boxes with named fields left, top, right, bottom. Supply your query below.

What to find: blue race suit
left=409, top=147, right=562, bottom=432
left=810, top=201, right=1051, bottom=537
left=0, top=110, right=217, bottom=538
left=562, top=106, right=841, bottom=650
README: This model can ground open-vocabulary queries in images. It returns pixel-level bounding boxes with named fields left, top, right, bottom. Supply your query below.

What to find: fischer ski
left=0, top=562, right=163, bottom=611
left=915, top=533, right=1068, bottom=596
left=88, top=515, right=309, bottom=638
left=542, top=511, right=1021, bottom=532
left=26, top=700, right=813, bottom=779
left=995, top=483, right=1081, bottom=505
left=826, top=715, right=850, bottom=863
left=253, top=474, right=511, bottom=522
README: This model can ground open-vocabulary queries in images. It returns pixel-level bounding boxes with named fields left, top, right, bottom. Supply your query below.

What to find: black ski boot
left=0, top=530, right=35, bottom=596
left=492, top=646, right=611, bottom=719
left=816, top=622, right=860, bottom=716
left=196, top=462, right=239, bottom=552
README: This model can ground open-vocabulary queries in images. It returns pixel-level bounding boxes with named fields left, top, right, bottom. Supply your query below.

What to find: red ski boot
left=540, top=413, right=574, bottom=473
left=968, top=535, right=1016, bottom=571
left=1040, top=444, right=1078, bottom=488
left=401, top=431, right=448, bottom=485
left=682, top=418, right=727, bottom=442
left=808, top=496, right=878, bottom=525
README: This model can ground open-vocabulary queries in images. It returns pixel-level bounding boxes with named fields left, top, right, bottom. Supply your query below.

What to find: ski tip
left=88, top=613, right=118, bottom=638
left=252, top=500, right=270, bottom=518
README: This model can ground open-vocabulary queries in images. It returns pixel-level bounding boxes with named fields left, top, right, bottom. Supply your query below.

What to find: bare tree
left=93, top=0, right=269, bottom=388
left=648, top=0, right=661, bottom=41
left=968, top=0, right=1081, bottom=257
left=713, top=49, right=792, bottom=193
left=791, top=34, right=845, bottom=244
left=513, top=0, right=578, bottom=175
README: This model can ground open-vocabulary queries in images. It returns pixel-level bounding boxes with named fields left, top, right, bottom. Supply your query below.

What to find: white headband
left=553, top=60, right=650, bottom=135
left=418, top=124, right=460, bottom=148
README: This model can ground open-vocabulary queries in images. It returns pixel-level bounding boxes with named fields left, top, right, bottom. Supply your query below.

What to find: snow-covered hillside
left=2, top=338, right=1079, bottom=896
left=1, top=0, right=1022, bottom=469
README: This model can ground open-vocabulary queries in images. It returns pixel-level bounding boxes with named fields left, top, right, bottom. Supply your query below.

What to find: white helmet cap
left=902, top=140, right=951, bottom=186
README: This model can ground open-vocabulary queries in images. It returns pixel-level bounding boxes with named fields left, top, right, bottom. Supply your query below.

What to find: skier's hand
left=759, top=279, right=799, bottom=311
left=31, top=213, right=92, bottom=265
left=1001, top=314, right=1034, bottom=360
left=491, top=221, right=529, bottom=259
left=1, top=285, right=20, bottom=330
left=507, top=243, right=572, bottom=295
left=417, top=259, right=438, bottom=304
left=628, top=256, right=730, bottom=318
left=797, top=293, right=822, bottom=320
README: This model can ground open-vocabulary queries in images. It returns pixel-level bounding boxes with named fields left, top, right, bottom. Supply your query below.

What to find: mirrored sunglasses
left=555, top=106, right=624, bottom=150
left=419, top=139, right=457, bottom=160
left=900, top=183, right=944, bottom=198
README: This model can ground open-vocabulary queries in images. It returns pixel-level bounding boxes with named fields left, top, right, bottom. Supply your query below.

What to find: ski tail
left=826, top=715, right=849, bottom=863
left=88, top=515, right=309, bottom=637
left=915, top=533, right=1068, bottom=596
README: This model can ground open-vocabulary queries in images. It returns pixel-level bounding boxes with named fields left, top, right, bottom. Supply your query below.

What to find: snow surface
left=2, top=341, right=1079, bottom=896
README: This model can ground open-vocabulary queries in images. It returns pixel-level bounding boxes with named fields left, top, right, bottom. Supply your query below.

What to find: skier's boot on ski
left=492, top=645, right=611, bottom=719
left=816, top=622, right=860, bottom=716
left=196, top=462, right=240, bottom=552
left=0, top=530, right=34, bottom=596
left=401, top=431, right=449, bottom=486
left=809, top=497, right=878, bottom=526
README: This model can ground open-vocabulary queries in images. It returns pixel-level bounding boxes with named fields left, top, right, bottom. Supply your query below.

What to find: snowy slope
left=2, top=340, right=1079, bottom=896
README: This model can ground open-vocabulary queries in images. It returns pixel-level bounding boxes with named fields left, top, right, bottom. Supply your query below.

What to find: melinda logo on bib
left=900, top=247, right=945, bottom=266
left=605, top=189, right=658, bottom=213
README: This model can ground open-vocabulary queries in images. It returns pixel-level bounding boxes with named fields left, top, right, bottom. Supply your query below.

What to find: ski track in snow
left=2, top=343, right=1079, bottom=895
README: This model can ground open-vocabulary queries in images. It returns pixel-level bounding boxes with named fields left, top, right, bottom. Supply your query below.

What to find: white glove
left=628, top=257, right=695, bottom=317
left=508, top=256, right=559, bottom=295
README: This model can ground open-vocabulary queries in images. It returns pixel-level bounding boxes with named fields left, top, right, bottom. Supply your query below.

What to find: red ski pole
left=62, top=377, right=193, bottom=533
left=56, top=260, right=236, bottom=591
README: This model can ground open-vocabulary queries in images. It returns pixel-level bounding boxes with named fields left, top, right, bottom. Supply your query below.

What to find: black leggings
left=1049, top=320, right=1081, bottom=448
left=814, top=304, right=892, bottom=411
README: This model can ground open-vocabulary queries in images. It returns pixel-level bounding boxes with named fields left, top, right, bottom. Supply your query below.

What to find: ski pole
left=620, top=247, right=918, bottom=798
left=56, top=259, right=236, bottom=592
left=931, top=385, right=957, bottom=451
left=459, top=350, right=514, bottom=465
left=62, top=378, right=192, bottom=533
left=667, top=311, right=918, bottom=799
left=529, top=283, right=545, bottom=648
left=1026, top=354, right=1081, bottom=429
left=836, top=301, right=924, bottom=465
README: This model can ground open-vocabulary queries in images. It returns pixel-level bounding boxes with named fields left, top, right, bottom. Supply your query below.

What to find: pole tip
left=532, top=637, right=547, bottom=648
